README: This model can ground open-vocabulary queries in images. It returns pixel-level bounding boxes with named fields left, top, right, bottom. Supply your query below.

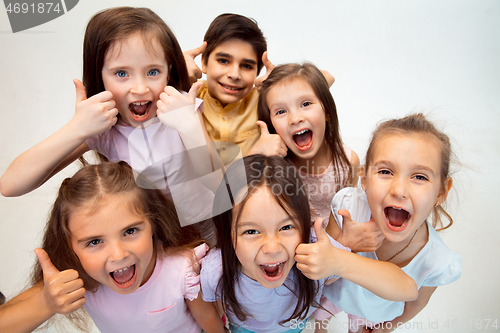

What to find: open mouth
left=384, top=207, right=411, bottom=231
left=259, top=261, right=285, bottom=279
left=110, top=264, right=136, bottom=288
left=129, top=101, right=152, bottom=121
left=293, top=129, right=313, bottom=150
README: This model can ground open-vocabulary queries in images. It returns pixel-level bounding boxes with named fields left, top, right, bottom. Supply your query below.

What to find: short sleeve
left=310, top=227, right=351, bottom=279
left=331, top=187, right=372, bottom=230
left=200, top=248, right=223, bottom=302
left=183, top=243, right=209, bottom=301
left=422, top=250, right=462, bottom=287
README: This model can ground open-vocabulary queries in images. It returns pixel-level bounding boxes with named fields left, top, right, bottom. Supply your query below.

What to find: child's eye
left=280, top=224, right=293, bottom=231
left=241, top=63, right=254, bottom=70
left=275, top=109, right=286, bottom=116
left=301, top=101, right=312, bottom=108
left=115, top=70, right=128, bottom=78
left=87, top=239, right=102, bottom=247
left=148, top=69, right=160, bottom=76
left=243, top=229, right=259, bottom=235
left=125, top=228, right=138, bottom=236
left=413, top=174, right=429, bottom=181
left=217, top=58, right=229, bottom=65
left=377, top=169, right=392, bottom=175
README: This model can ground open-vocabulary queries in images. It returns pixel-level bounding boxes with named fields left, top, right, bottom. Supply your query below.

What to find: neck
left=291, top=142, right=331, bottom=175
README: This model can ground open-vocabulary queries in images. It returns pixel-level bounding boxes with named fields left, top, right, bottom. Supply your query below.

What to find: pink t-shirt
left=84, top=244, right=208, bottom=333
left=289, top=146, right=352, bottom=224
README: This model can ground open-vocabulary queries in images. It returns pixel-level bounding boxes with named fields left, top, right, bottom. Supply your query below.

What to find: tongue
left=294, top=131, right=312, bottom=147
left=129, top=103, right=149, bottom=116
left=263, top=265, right=280, bottom=277
left=386, top=208, right=409, bottom=227
left=112, top=266, right=135, bottom=284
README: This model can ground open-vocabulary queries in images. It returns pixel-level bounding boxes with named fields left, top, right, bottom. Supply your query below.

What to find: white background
left=0, top=1, right=499, bottom=332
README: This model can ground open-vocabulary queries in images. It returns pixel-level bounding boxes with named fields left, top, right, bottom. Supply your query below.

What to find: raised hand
left=183, top=42, right=207, bottom=85
left=35, top=248, right=86, bottom=315
left=248, top=121, right=288, bottom=157
left=295, top=219, right=339, bottom=280
left=71, top=79, right=118, bottom=138
left=254, top=51, right=275, bottom=90
left=337, top=209, right=384, bottom=252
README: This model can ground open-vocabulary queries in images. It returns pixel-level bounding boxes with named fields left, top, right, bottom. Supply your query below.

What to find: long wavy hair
left=212, top=155, right=319, bottom=325
left=258, top=63, right=353, bottom=185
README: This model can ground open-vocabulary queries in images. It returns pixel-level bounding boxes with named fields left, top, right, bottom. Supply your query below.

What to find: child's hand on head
left=337, top=209, right=384, bottom=252
left=295, top=219, right=340, bottom=280
left=35, top=248, right=86, bottom=315
left=183, top=42, right=207, bottom=85
left=71, top=79, right=118, bottom=138
left=254, top=52, right=275, bottom=90
left=157, top=80, right=203, bottom=131
left=248, top=121, right=288, bottom=157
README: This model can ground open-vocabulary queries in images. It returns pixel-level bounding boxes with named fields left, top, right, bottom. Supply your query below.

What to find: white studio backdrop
left=0, top=1, right=499, bottom=332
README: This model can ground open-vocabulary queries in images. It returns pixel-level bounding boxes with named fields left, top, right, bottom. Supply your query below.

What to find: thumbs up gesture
left=71, top=79, right=118, bottom=138
left=254, top=51, right=275, bottom=90
left=336, top=209, right=384, bottom=252
left=35, top=248, right=86, bottom=315
left=248, top=121, right=288, bottom=157
left=295, top=219, right=340, bottom=280
left=183, top=42, right=207, bottom=85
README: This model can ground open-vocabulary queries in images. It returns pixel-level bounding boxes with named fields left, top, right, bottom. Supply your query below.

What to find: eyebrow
left=214, top=51, right=258, bottom=65
left=237, top=216, right=293, bottom=229
left=374, top=160, right=436, bottom=176
left=75, top=221, right=146, bottom=244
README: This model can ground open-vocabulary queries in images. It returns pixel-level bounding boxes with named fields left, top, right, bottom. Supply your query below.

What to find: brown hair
left=202, top=13, right=267, bottom=74
left=212, top=155, right=319, bottom=325
left=82, top=7, right=190, bottom=98
left=30, top=161, right=203, bottom=292
left=365, top=113, right=454, bottom=230
left=258, top=63, right=353, bottom=185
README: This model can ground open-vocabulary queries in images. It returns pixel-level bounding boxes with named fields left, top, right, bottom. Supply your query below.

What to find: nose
left=227, top=64, right=241, bottom=80
left=261, top=235, right=283, bottom=256
left=130, top=76, right=150, bottom=95
left=289, top=109, right=304, bottom=126
left=109, top=242, right=129, bottom=262
left=390, top=177, right=408, bottom=199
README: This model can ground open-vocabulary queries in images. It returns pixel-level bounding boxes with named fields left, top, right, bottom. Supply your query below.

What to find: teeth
left=294, top=129, right=309, bottom=136
left=262, top=262, right=283, bottom=267
left=114, top=266, right=130, bottom=274
left=221, top=84, right=240, bottom=91
left=132, top=101, right=149, bottom=106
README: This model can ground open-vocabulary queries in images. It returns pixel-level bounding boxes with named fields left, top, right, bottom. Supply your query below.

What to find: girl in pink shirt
left=0, top=162, right=225, bottom=333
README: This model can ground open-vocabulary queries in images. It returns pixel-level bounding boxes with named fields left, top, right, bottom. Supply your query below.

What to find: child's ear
left=201, top=55, right=207, bottom=74
left=360, top=165, right=367, bottom=191
left=437, top=176, right=453, bottom=204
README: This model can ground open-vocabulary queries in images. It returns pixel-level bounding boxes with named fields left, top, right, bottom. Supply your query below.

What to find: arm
left=0, top=79, right=117, bottom=197
left=295, top=220, right=418, bottom=302
left=369, top=287, right=437, bottom=333
left=0, top=249, right=86, bottom=333
left=326, top=210, right=384, bottom=253
left=348, top=150, right=360, bottom=186
left=186, top=292, right=226, bottom=333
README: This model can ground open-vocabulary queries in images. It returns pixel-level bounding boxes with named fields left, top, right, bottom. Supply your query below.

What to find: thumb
left=313, top=218, right=329, bottom=242
left=35, top=248, right=60, bottom=278
left=262, top=51, right=275, bottom=73
left=187, top=80, right=203, bottom=103
left=338, top=209, right=353, bottom=226
left=187, top=41, right=207, bottom=57
left=73, top=79, right=87, bottom=104
left=256, top=120, right=270, bottom=136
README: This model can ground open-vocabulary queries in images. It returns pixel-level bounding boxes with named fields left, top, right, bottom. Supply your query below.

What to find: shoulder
left=196, top=81, right=209, bottom=99
left=200, top=248, right=223, bottom=302
left=410, top=224, right=462, bottom=287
